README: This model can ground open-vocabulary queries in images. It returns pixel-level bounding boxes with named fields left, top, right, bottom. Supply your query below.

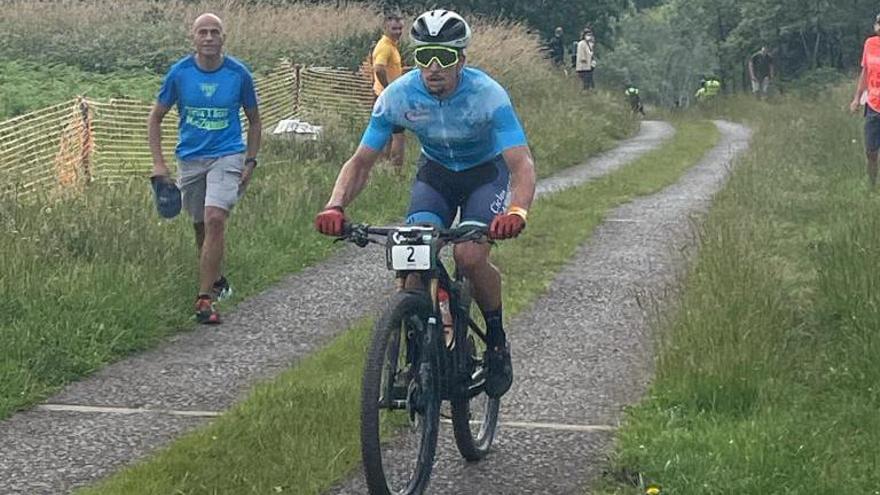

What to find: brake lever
left=458, top=229, right=492, bottom=244
left=334, top=223, right=368, bottom=248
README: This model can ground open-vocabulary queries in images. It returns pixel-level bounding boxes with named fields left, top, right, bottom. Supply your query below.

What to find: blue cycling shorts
left=406, top=154, right=510, bottom=228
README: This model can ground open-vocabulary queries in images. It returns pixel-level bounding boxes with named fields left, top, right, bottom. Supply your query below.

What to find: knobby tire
left=361, top=290, right=440, bottom=495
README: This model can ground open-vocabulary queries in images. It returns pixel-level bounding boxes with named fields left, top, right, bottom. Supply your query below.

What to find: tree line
left=303, top=0, right=877, bottom=102
left=652, top=0, right=876, bottom=91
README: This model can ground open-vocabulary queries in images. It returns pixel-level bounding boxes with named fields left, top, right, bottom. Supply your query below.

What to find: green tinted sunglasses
left=413, top=46, right=460, bottom=68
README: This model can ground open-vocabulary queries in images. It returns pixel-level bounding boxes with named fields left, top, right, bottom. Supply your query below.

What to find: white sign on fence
left=271, top=119, right=323, bottom=141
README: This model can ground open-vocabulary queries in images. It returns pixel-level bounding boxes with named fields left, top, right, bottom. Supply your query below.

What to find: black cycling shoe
left=483, top=342, right=513, bottom=398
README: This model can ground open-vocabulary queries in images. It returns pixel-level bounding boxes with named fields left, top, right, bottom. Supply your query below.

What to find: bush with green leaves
left=782, top=67, right=849, bottom=99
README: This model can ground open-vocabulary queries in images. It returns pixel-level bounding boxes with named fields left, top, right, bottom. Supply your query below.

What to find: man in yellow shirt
left=371, top=12, right=406, bottom=174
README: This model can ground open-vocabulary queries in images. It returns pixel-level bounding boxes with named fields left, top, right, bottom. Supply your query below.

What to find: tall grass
left=0, top=0, right=382, bottom=73
left=0, top=60, right=159, bottom=119
left=596, top=91, right=880, bottom=494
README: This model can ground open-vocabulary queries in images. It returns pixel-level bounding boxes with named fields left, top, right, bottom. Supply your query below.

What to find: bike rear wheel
left=361, top=290, right=440, bottom=495
left=450, top=279, right=500, bottom=461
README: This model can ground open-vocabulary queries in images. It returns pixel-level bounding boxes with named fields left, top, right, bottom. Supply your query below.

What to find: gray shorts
left=177, top=152, right=246, bottom=222
left=751, top=76, right=770, bottom=94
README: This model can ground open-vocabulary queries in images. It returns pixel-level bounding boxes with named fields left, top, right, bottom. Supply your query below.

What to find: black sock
left=482, top=307, right=506, bottom=348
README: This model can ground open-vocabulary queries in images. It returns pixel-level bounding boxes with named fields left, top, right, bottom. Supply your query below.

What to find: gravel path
left=0, top=121, right=673, bottom=494
left=328, top=120, right=751, bottom=494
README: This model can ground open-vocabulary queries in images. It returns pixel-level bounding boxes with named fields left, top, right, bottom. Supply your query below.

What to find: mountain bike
left=338, top=222, right=501, bottom=495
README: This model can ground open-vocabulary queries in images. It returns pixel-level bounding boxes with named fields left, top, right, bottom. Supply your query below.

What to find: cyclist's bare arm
left=501, top=145, right=536, bottom=210
left=147, top=103, right=171, bottom=176
left=325, top=145, right=384, bottom=209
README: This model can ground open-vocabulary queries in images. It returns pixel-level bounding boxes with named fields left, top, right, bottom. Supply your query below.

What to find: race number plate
left=390, top=244, right=431, bottom=270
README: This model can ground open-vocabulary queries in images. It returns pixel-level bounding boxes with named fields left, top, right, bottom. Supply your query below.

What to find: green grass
left=0, top=119, right=385, bottom=420
left=518, top=88, right=635, bottom=179
left=77, top=120, right=719, bottom=495
left=594, top=92, right=880, bottom=494
left=0, top=60, right=160, bottom=119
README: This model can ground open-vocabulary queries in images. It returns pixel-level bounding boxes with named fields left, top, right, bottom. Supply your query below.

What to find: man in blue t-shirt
left=148, top=12, right=261, bottom=324
left=314, top=10, right=536, bottom=399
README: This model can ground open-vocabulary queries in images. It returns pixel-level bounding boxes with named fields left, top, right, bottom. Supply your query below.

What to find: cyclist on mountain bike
left=315, top=9, right=536, bottom=399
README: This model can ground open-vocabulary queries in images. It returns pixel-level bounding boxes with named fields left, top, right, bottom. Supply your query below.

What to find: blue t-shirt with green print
left=157, top=54, right=258, bottom=161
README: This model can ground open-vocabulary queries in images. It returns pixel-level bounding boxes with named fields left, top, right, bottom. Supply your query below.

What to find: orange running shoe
left=194, top=295, right=221, bottom=324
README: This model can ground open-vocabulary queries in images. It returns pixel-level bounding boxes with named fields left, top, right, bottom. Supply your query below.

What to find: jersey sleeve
left=156, top=69, right=178, bottom=107
left=863, top=40, right=870, bottom=68
left=359, top=92, right=394, bottom=151
left=491, top=88, right=528, bottom=152
left=240, top=70, right=258, bottom=109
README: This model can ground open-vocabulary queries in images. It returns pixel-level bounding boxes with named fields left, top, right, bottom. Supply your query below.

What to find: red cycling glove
left=315, top=206, right=346, bottom=236
left=489, top=207, right=527, bottom=239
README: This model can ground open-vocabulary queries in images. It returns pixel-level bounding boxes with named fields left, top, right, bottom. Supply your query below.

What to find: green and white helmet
left=410, top=10, right=472, bottom=49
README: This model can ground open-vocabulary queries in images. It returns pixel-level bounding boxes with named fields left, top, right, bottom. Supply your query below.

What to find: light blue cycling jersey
left=360, top=67, right=528, bottom=171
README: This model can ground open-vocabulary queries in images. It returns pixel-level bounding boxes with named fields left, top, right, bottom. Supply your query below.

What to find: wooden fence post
left=294, top=63, right=302, bottom=116
left=78, top=97, right=93, bottom=184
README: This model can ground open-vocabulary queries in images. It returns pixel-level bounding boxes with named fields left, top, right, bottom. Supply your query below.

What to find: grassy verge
left=78, top=120, right=719, bottom=495
left=595, top=92, right=880, bottom=494
left=0, top=60, right=160, bottom=119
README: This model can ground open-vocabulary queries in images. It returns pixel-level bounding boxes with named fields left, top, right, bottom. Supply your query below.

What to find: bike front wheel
left=361, top=290, right=440, bottom=495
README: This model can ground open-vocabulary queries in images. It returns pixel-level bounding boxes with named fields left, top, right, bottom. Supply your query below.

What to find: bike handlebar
left=338, top=222, right=491, bottom=248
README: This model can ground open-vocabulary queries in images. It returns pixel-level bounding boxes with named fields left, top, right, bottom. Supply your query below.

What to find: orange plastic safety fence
left=0, top=59, right=374, bottom=199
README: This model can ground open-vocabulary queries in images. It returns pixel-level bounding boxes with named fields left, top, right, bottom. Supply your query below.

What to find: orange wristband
left=507, top=206, right=528, bottom=222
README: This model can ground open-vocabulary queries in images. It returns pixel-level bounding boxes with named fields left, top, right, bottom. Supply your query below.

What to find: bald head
left=192, top=13, right=224, bottom=34
left=191, top=12, right=225, bottom=64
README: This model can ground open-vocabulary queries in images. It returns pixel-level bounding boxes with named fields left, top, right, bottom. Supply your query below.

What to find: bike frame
left=395, top=259, right=489, bottom=403
left=341, top=223, right=491, bottom=407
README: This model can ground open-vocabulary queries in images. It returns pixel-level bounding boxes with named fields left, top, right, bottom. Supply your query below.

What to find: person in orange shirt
left=371, top=12, right=406, bottom=174
left=851, top=13, right=880, bottom=188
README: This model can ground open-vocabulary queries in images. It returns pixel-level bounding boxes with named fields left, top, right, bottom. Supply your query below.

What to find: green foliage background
left=332, top=0, right=876, bottom=105
left=593, top=0, right=874, bottom=105
left=3, top=0, right=875, bottom=115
